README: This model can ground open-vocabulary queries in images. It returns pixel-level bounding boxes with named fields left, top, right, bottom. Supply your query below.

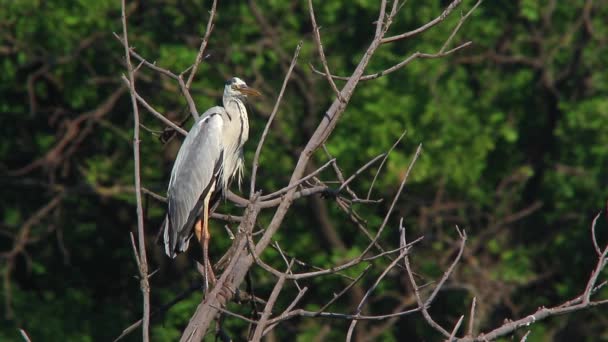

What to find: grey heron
left=162, top=77, right=260, bottom=284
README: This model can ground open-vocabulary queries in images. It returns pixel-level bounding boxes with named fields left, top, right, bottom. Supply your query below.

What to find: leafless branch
left=250, top=42, right=303, bottom=198
left=121, top=76, right=188, bottom=136
left=120, top=0, right=150, bottom=340
left=113, top=33, right=179, bottom=79
left=467, top=297, right=477, bottom=336
left=591, top=211, right=602, bottom=256
left=449, top=315, right=465, bottom=341
left=338, top=152, right=386, bottom=192
left=19, top=329, right=32, bottom=342
left=456, top=215, right=608, bottom=341
left=381, top=0, right=463, bottom=44
left=439, top=0, right=483, bottom=53
left=367, top=129, right=407, bottom=199
left=308, top=0, right=343, bottom=102
left=178, top=74, right=200, bottom=121
left=311, top=42, right=472, bottom=81
left=185, top=0, right=218, bottom=88
left=259, top=158, right=335, bottom=201
left=346, top=247, right=411, bottom=341
left=251, top=261, right=294, bottom=341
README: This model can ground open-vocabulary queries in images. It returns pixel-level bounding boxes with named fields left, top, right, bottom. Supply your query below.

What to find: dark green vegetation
left=1, top=0, right=607, bottom=340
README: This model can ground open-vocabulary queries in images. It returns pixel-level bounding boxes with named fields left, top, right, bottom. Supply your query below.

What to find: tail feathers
left=162, top=218, right=176, bottom=258
left=162, top=215, right=190, bottom=259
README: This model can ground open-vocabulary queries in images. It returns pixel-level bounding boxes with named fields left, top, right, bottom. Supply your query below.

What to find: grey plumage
left=163, top=77, right=260, bottom=258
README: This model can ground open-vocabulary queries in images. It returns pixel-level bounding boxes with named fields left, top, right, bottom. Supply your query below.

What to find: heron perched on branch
left=162, top=77, right=260, bottom=285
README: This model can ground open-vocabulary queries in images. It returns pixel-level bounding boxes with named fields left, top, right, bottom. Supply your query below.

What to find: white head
left=223, top=77, right=261, bottom=99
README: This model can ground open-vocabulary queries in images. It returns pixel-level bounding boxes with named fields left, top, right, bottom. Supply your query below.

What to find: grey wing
left=163, top=107, right=225, bottom=257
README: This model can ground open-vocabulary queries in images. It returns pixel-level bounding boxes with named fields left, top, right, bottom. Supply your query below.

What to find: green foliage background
left=1, top=0, right=607, bottom=340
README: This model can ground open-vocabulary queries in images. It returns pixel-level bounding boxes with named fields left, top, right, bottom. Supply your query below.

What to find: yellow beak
left=238, top=86, right=261, bottom=97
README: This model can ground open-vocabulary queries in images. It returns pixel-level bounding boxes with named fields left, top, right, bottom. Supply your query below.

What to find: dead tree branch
left=120, top=0, right=150, bottom=340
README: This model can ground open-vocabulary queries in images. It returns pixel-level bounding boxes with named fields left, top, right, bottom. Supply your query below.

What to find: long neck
left=222, top=96, right=249, bottom=147
left=220, top=95, right=249, bottom=191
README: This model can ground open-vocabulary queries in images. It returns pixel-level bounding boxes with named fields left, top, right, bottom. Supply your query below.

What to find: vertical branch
left=250, top=42, right=303, bottom=198
left=120, top=0, right=150, bottom=340
left=251, top=260, right=294, bottom=341
left=308, top=0, right=343, bottom=101
left=185, top=0, right=218, bottom=88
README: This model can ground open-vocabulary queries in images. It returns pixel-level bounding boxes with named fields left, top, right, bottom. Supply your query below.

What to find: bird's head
left=224, top=77, right=261, bottom=99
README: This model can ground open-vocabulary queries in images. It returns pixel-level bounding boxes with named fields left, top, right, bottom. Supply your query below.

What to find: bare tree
left=116, top=0, right=608, bottom=341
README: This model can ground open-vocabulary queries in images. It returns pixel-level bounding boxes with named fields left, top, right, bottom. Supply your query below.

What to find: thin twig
left=267, top=306, right=421, bottom=326
left=262, top=287, right=309, bottom=336
left=250, top=42, right=303, bottom=198
left=210, top=305, right=259, bottom=325
left=448, top=315, right=465, bottom=341
left=121, top=76, right=188, bottom=136
left=467, top=297, right=476, bottom=336
left=439, top=0, right=483, bottom=54
left=401, top=220, right=448, bottom=338
left=251, top=261, right=294, bottom=341
left=315, top=265, right=371, bottom=315
left=308, top=0, right=343, bottom=102
left=378, top=144, right=422, bottom=237
left=367, top=129, right=407, bottom=199
left=185, top=0, right=218, bottom=88
left=346, top=247, right=411, bottom=341
left=259, top=158, right=335, bottom=201
left=591, top=211, right=602, bottom=256
left=338, top=152, right=386, bottom=192
left=381, top=0, right=463, bottom=44
left=121, top=0, right=150, bottom=340
left=178, top=74, right=199, bottom=121
left=311, top=42, right=472, bottom=81
left=113, top=33, right=178, bottom=79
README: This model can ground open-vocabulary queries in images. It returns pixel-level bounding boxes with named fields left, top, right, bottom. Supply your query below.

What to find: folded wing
left=163, top=107, right=226, bottom=257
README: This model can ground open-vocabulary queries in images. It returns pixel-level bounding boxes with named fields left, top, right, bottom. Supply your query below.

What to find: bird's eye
left=231, top=84, right=237, bottom=90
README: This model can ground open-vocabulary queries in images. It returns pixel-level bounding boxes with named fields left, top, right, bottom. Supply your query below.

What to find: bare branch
left=311, top=42, right=472, bottom=82
left=449, top=315, right=465, bottom=341
left=211, top=305, right=259, bottom=325
left=121, top=76, right=188, bottom=136
left=591, top=211, right=602, bottom=256
left=439, top=0, right=483, bottom=54
left=185, top=0, right=218, bottom=88
left=259, top=158, right=335, bottom=201
left=308, top=0, right=343, bottom=102
left=457, top=221, right=608, bottom=341
left=338, top=152, right=386, bottom=192
left=120, top=0, right=150, bottom=339
left=378, top=144, right=422, bottom=236
left=267, top=306, right=421, bottom=326
left=346, top=247, right=411, bottom=341
left=113, top=33, right=178, bottom=79
left=19, top=329, right=32, bottom=342
left=250, top=42, right=303, bottom=198
left=262, top=287, right=309, bottom=336
left=367, top=129, right=407, bottom=200
left=400, top=220, right=467, bottom=338
left=467, top=297, right=477, bottom=336
left=251, top=261, right=293, bottom=341
left=177, top=74, right=199, bottom=121
left=381, top=0, right=463, bottom=44
left=316, top=265, right=372, bottom=315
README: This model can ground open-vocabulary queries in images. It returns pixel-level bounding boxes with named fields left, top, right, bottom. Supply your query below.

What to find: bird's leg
left=199, top=183, right=217, bottom=290
left=194, top=219, right=203, bottom=241
left=201, top=205, right=216, bottom=287
left=193, top=219, right=207, bottom=284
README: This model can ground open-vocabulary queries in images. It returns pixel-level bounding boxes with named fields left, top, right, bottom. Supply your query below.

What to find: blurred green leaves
left=2, top=0, right=607, bottom=340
